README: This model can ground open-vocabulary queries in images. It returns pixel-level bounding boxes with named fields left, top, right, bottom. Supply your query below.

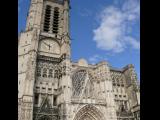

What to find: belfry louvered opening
left=52, top=7, right=59, bottom=34
left=43, top=5, right=60, bottom=34
left=43, top=5, right=51, bottom=32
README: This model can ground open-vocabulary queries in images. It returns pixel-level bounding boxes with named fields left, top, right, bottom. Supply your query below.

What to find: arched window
left=54, top=70, right=58, bottom=78
left=43, top=5, right=51, bottom=32
left=37, top=67, right=41, bottom=77
left=42, top=68, right=47, bottom=78
left=48, top=69, right=53, bottom=78
left=72, top=70, right=87, bottom=96
left=52, top=7, right=59, bottom=34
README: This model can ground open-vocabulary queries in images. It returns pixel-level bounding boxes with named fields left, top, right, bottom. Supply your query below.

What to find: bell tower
left=18, top=0, right=71, bottom=120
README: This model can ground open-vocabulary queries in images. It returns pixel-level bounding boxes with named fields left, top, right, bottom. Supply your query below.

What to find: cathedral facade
left=18, top=0, right=140, bottom=120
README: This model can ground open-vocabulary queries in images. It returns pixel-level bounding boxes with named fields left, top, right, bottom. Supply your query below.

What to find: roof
left=109, top=66, right=123, bottom=72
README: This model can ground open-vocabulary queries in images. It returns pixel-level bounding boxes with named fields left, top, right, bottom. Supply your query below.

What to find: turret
left=26, top=0, right=44, bottom=31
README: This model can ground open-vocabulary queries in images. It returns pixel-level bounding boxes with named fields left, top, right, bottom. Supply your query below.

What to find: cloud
left=80, top=8, right=92, bottom=17
left=93, top=0, right=140, bottom=53
left=89, top=54, right=107, bottom=64
left=124, top=36, right=140, bottom=49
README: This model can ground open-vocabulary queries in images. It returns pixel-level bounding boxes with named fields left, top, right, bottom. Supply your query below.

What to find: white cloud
left=124, top=36, right=140, bottom=49
left=80, top=8, right=92, bottom=17
left=89, top=54, right=107, bottom=64
left=93, top=0, right=140, bottom=53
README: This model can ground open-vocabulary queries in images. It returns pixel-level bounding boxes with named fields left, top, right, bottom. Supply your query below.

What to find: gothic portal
left=73, top=105, right=105, bottom=120
left=18, top=0, right=140, bottom=120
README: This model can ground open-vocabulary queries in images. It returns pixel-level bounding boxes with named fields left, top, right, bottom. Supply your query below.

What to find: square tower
left=18, top=0, right=71, bottom=120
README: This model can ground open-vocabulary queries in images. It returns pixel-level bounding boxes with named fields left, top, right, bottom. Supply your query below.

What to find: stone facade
left=18, top=0, right=140, bottom=120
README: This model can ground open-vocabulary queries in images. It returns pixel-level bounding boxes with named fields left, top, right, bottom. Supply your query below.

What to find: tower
left=18, top=0, right=71, bottom=120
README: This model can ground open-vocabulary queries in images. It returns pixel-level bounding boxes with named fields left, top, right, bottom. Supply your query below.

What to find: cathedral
left=18, top=0, right=140, bottom=120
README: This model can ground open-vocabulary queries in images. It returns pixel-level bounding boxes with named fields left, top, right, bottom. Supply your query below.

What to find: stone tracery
left=72, top=70, right=87, bottom=97
left=36, top=60, right=63, bottom=79
left=110, top=71, right=125, bottom=86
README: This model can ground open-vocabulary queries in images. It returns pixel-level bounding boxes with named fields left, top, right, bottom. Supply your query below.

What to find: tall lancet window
left=52, top=7, right=59, bottom=34
left=43, top=5, right=51, bottom=32
left=37, top=67, right=41, bottom=77
left=48, top=69, right=53, bottom=78
left=42, top=68, right=47, bottom=78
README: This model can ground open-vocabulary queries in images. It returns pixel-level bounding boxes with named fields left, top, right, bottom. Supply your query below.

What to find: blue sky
left=18, top=0, right=140, bottom=80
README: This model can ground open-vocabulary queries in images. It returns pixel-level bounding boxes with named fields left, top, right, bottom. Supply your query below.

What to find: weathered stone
left=18, top=0, right=140, bottom=120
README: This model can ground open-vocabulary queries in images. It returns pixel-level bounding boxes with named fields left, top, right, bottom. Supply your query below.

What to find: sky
left=18, top=0, right=140, bottom=80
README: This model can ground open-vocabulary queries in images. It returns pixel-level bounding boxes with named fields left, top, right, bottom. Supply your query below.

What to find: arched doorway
left=73, top=105, right=105, bottom=120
